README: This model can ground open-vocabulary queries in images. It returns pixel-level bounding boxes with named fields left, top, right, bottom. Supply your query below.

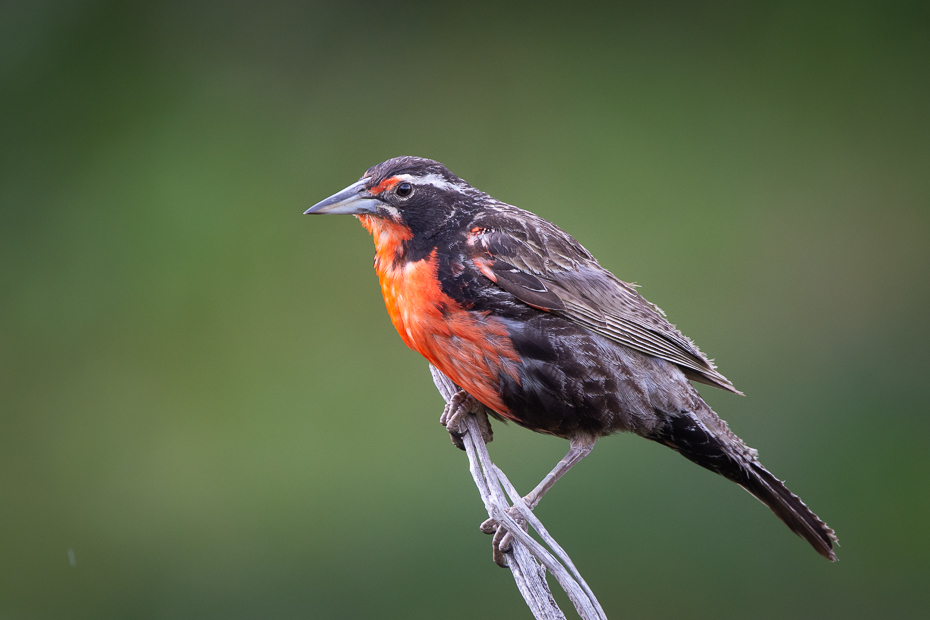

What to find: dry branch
left=430, top=366, right=608, bottom=620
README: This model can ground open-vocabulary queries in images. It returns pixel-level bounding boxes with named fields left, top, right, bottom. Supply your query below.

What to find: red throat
left=357, top=214, right=520, bottom=416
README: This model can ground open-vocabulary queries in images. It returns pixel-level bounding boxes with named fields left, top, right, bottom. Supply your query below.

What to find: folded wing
left=469, top=212, right=741, bottom=394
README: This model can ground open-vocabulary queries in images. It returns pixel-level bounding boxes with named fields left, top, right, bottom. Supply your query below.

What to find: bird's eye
left=396, top=182, right=413, bottom=198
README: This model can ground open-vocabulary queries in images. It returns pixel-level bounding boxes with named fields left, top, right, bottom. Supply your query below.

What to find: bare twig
left=430, top=366, right=608, bottom=620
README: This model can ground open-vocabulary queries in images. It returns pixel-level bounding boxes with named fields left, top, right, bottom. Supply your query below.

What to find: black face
left=360, top=156, right=472, bottom=238
left=306, top=156, right=479, bottom=240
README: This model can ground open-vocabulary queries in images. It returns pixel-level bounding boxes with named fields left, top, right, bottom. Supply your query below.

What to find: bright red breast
left=357, top=214, right=521, bottom=416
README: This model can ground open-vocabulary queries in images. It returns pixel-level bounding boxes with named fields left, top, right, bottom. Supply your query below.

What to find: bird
left=306, top=155, right=838, bottom=563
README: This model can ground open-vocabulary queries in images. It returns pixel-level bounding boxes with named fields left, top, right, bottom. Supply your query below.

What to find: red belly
left=359, top=215, right=521, bottom=416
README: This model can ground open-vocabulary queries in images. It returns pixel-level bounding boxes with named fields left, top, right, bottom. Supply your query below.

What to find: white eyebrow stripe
left=394, top=173, right=460, bottom=192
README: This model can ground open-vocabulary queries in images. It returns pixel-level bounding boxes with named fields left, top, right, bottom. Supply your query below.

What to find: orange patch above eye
left=369, top=176, right=401, bottom=195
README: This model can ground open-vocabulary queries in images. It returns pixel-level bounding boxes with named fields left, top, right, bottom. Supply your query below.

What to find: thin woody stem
left=430, top=365, right=608, bottom=620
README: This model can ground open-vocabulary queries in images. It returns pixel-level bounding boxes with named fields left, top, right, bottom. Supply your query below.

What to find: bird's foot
left=440, top=390, right=474, bottom=428
left=480, top=504, right=530, bottom=567
left=440, top=391, right=491, bottom=449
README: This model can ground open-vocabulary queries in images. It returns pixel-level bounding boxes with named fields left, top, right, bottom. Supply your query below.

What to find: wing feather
left=468, top=212, right=741, bottom=394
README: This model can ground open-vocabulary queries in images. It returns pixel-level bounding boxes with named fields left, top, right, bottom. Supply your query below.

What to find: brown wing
left=468, top=210, right=741, bottom=394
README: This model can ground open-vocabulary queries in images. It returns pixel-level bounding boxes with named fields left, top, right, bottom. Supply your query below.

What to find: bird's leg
left=472, top=407, right=494, bottom=444
left=523, top=432, right=597, bottom=510
left=482, top=433, right=597, bottom=566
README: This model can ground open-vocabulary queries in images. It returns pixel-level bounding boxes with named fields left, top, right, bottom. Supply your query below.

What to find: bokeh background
left=2, top=1, right=929, bottom=618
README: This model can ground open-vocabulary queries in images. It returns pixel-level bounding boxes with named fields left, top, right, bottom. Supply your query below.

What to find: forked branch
left=430, top=366, right=608, bottom=620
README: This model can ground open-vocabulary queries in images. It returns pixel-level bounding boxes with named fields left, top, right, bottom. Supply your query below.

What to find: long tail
left=647, top=412, right=838, bottom=561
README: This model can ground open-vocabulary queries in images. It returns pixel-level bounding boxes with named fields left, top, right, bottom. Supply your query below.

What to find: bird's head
left=306, top=156, right=472, bottom=238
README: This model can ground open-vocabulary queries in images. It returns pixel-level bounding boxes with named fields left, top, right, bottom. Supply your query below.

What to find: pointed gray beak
left=305, top=179, right=381, bottom=215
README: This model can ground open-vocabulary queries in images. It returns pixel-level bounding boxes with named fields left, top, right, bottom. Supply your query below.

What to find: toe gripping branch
left=430, top=365, right=607, bottom=620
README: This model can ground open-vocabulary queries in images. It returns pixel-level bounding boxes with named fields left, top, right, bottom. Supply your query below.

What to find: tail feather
left=648, top=413, right=838, bottom=561
left=741, top=460, right=837, bottom=560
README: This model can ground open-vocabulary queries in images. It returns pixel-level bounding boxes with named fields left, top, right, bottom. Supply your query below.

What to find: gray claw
left=483, top=506, right=529, bottom=567
left=492, top=527, right=509, bottom=567
left=440, top=390, right=473, bottom=430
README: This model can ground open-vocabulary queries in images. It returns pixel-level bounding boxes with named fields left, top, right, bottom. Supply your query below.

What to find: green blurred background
left=2, top=1, right=928, bottom=618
